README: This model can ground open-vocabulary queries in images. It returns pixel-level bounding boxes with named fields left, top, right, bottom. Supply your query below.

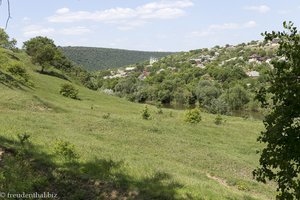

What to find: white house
left=246, top=71, right=260, bottom=77
left=150, top=57, right=158, bottom=65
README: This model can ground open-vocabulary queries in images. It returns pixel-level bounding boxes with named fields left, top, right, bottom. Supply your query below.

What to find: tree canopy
left=0, top=28, right=16, bottom=50
left=253, top=22, right=300, bottom=199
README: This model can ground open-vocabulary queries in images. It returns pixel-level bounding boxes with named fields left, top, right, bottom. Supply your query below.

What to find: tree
left=23, top=36, right=55, bottom=56
left=253, top=22, right=300, bottom=199
left=223, top=84, right=249, bottom=110
left=34, top=44, right=56, bottom=72
left=23, top=36, right=56, bottom=72
left=60, top=83, right=79, bottom=99
left=0, top=28, right=16, bottom=50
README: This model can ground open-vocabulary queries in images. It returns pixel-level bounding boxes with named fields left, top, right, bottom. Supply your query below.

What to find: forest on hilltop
left=61, top=46, right=175, bottom=71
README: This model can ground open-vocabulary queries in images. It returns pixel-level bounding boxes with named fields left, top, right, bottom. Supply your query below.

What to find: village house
left=125, top=66, right=136, bottom=71
left=150, top=57, right=158, bottom=65
left=138, top=70, right=150, bottom=80
left=246, top=71, right=260, bottom=77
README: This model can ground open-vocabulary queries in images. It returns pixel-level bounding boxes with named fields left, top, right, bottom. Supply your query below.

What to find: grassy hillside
left=0, top=48, right=276, bottom=199
left=60, top=46, right=175, bottom=71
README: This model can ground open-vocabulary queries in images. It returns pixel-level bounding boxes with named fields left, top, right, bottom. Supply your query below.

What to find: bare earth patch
left=206, top=173, right=229, bottom=188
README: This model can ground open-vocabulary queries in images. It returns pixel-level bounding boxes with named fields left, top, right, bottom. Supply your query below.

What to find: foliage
left=0, top=53, right=276, bottom=198
left=0, top=28, right=17, bottom=50
left=23, top=37, right=56, bottom=72
left=59, top=83, right=79, bottom=99
left=17, top=133, right=30, bottom=146
left=224, top=84, right=250, bottom=110
left=142, top=106, right=151, bottom=120
left=253, top=22, right=300, bottom=199
left=22, top=36, right=94, bottom=89
left=102, top=113, right=111, bottom=119
left=33, top=44, right=56, bottom=72
left=214, top=114, right=223, bottom=125
left=157, top=107, right=163, bottom=114
left=184, top=108, right=202, bottom=123
left=61, top=46, right=175, bottom=71
left=7, top=63, right=29, bottom=82
left=23, top=36, right=55, bottom=56
left=96, top=39, right=275, bottom=116
left=54, top=140, right=79, bottom=162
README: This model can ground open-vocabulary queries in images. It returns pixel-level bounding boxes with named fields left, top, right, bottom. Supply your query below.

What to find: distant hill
left=60, top=46, right=175, bottom=71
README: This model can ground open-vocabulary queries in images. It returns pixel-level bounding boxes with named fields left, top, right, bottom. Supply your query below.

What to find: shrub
left=214, top=114, right=223, bottom=125
left=102, top=113, right=110, bottom=119
left=54, top=140, right=79, bottom=162
left=157, top=108, right=163, bottom=114
left=17, top=133, right=30, bottom=146
left=237, top=183, right=249, bottom=191
left=142, top=106, right=151, bottom=120
left=156, top=102, right=163, bottom=114
left=7, top=63, right=29, bottom=82
left=59, top=83, right=79, bottom=99
left=184, top=108, right=202, bottom=123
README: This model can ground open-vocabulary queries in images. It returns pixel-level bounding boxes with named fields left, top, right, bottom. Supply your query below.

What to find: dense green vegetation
left=61, top=46, right=175, bottom=71
left=0, top=29, right=277, bottom=199
left=254, top=22, right=300, bottom=199
left=95, top=41, right=277, bottom=117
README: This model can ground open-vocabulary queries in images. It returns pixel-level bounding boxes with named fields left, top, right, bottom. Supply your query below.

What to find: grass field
left=0, top=49, right=276, bottom=199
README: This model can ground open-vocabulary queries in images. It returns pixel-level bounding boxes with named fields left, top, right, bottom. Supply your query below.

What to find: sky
left=1, top=0, right=300, bottom=51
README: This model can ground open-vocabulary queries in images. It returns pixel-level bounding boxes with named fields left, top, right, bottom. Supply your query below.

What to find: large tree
left=253, top=22, right=300, bottom=199
left=23, top=36, right=56, bottom=72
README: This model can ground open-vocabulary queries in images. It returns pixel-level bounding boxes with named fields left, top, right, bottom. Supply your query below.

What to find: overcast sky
left=1, top=0, right=300, bottom=51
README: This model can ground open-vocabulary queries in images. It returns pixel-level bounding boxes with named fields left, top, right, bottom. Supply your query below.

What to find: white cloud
left=188, top=20, right=257, bottom=38
left=60, top=26, right=92, bottom=35
left=47, top=0, right=193, bottom=30
left=23, top=25, right=55, bottom=37
left=244, top=20, right=257, bottom=28
left=23, top=25, right=92, bottom=37
left=244, top=5, right=270, bottom=13
left=56, top=7, right=70, bottom=14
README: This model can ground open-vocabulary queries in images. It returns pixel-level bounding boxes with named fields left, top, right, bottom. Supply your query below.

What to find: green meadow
left=0, top=49, right=275, bottom=199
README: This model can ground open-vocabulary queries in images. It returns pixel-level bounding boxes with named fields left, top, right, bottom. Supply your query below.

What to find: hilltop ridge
left=61, top=46, right=175, bottom=71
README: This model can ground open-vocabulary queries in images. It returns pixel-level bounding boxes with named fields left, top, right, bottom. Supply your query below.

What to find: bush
left=102, top=113, right=110, bottom=119
left=54, top=140, right=79, bottom=162
left=142, top=106, right=151, bottom=120
left=156, top=103, right=163, bottom=114
left=7, top=63, right=29, bottom=82
left=214, top=114, right=223, bottom=125
left=17, top=133, right=30, bottom=146
left=184, top=108, right=202, bottom=123
left=59, top=83, right=79, bottom=99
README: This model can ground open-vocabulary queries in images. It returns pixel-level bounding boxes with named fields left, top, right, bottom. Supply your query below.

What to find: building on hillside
left=150, top=57, right=158, bottom=65
left=246, top=71, right=260, bottom=77
left=125, top=66, right=136, bottom=71
left=250, top=54, right=265, bottom=61
left=138, top=70, right=150, bottom=80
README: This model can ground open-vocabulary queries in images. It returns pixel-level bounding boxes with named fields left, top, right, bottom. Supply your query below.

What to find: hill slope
left=0, top=48, right=275, bottom=199
left=61, top=46, right=175, bottom=71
